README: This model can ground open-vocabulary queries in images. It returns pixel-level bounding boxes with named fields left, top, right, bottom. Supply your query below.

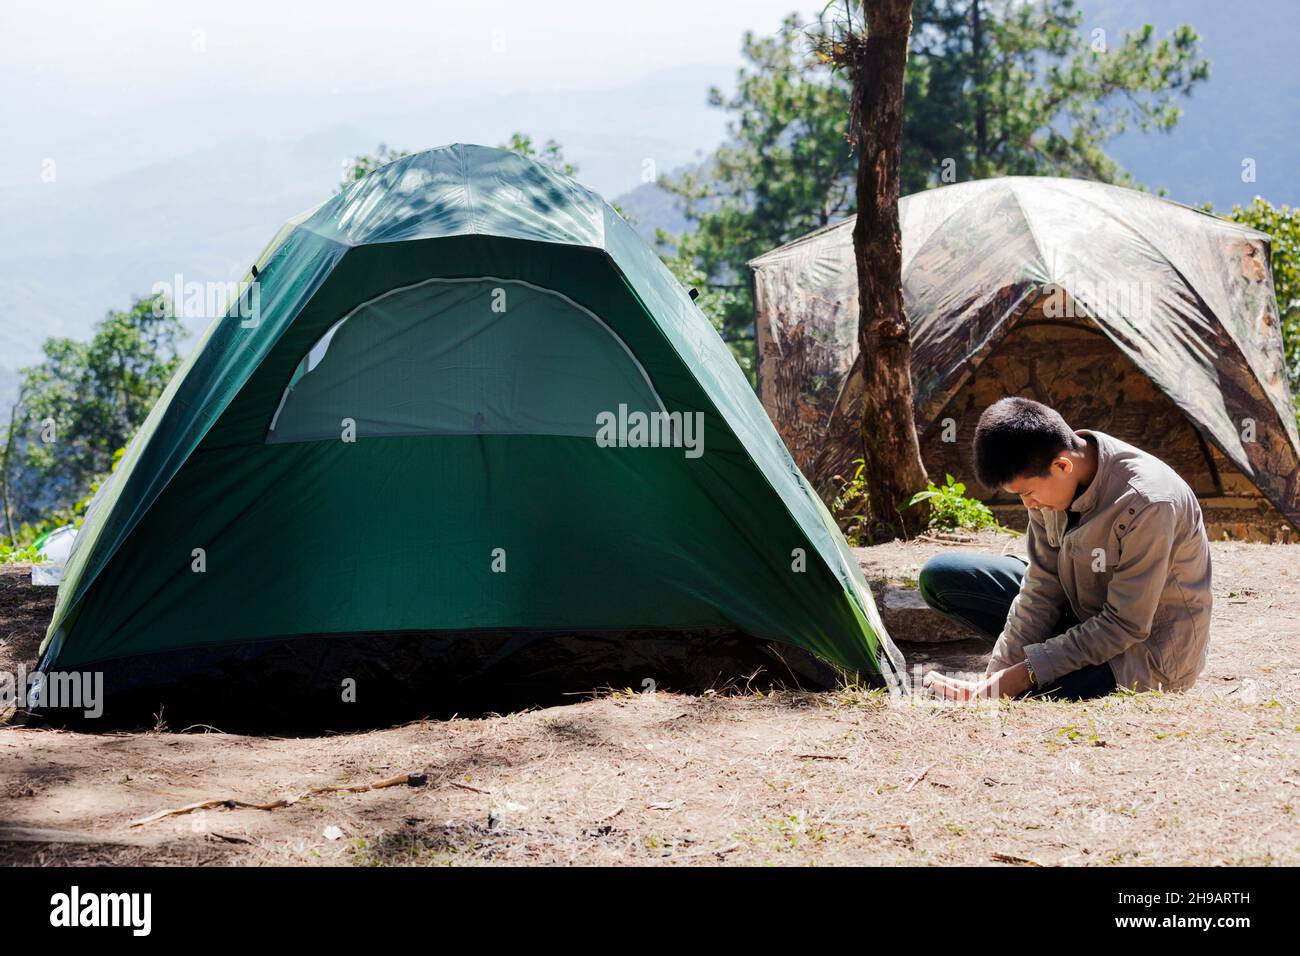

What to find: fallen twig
left=904, top=764, right=933, bottom=792
left=915, top=532, right=976, bottom=545
left=129, top=771, right=427, bottom=827
left=449, top=781, right=491, bottom=795
left=991, top=851, right=1042, bottom=866
left=674, top=841, right=742, bottom=859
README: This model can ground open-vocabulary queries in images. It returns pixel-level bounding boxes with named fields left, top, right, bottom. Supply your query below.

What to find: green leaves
left=497, top=133, right=578, bottom=177
left=657, top=14, right=857, bottom=378
left=830, top=457, right=873, bottom=546
left=6, top=295, right=180, bottom=541
left=1224, top=197, right=1300, bottom=426
left=657, top=2, right=1209, bottom=385
left=337, top=143, right=412, bottom=192
left=906, top=474, right=1000, bottom=532
left=0, top=540, right=41, bottom=564
left=954, top=0, right=1209, bottom=184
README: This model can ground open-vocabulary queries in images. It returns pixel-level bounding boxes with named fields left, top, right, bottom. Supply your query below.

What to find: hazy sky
left=4, top=0, right=809, bottom=120
left=1, top=0, right=825, bottom=199
left=1, top=0, right=1293, bottom=371
left=0, top=0, right=824, bottom=365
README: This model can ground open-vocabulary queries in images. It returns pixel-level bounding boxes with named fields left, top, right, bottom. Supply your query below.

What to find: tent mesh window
left=267, top=277, right=665, bottom=444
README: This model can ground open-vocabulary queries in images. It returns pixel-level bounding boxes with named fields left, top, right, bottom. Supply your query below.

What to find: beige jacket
left=988, top=430, right=1212, bottom=692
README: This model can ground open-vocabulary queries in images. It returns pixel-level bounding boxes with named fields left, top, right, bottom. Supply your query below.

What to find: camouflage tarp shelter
left=33, top=144, right=902, bottom=728
left=750, top=177, right=1300, bottom=541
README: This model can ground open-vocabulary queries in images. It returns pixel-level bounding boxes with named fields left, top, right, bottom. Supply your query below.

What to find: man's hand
left=923, top=661, right=1035, bottom=700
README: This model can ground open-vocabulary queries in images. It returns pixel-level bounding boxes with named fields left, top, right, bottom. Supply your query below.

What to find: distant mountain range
left=0, top=66, right=725, bottom=384
left=1, top=0, right=1295, bottom=409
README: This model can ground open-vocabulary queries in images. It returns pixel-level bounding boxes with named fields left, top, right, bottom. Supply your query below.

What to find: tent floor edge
left=27, top=627, right=848, bottom=733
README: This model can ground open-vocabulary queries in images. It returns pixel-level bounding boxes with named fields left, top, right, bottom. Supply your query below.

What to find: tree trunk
left=972, top=0, right=987, bottom=163
left=2, top=392, right=26, bottom=546
left=849, top=0, right=929, bottom=540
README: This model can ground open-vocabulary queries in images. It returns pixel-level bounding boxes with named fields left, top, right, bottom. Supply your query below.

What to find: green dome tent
left=33, top=144, right=902, bottom=726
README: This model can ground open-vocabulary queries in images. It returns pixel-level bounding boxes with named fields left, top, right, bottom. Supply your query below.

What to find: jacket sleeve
left=1023, top=499, right=1178, bottom=686
left=986, top=513, right=1067, bottom=674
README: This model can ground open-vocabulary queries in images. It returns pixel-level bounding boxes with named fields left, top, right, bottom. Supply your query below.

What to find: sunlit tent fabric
left=750, top=177, right=1300, bottom=540
left=35, top=144, right=902, bottom=723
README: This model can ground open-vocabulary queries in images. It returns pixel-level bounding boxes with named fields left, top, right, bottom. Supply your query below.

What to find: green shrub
left=829, top=459, right=872, bottom=546
left=906, top=474, right=1000, bottom=532
left=0, top=540, right=41, bottom=564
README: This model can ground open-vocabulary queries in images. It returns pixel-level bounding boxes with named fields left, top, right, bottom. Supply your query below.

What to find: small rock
left=874, top=584, right=983, bottom=644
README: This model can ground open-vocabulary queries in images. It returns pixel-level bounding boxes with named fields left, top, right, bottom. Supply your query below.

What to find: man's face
left=1002, top=456, right=1078, bottom=513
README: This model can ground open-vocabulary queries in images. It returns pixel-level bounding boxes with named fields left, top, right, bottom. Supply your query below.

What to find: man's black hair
left=973, top=397, right=1079, bottom=489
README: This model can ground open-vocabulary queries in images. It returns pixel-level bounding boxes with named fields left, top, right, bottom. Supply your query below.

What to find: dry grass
left=1, top=539, right=1297, bottom=867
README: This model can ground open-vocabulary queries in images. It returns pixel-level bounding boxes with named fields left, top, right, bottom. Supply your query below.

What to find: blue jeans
left=917, top=551, right=1117, bottom=701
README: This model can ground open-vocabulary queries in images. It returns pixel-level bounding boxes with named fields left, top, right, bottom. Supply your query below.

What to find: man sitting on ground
left=920, top=397, right=1212, bottom=701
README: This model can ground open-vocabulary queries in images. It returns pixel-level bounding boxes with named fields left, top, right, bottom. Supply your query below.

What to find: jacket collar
left=1069, top=429, right=1112, bottom=516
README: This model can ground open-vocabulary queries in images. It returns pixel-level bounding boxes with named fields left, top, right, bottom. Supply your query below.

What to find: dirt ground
left=1, top=534, right=1297, bottom=866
